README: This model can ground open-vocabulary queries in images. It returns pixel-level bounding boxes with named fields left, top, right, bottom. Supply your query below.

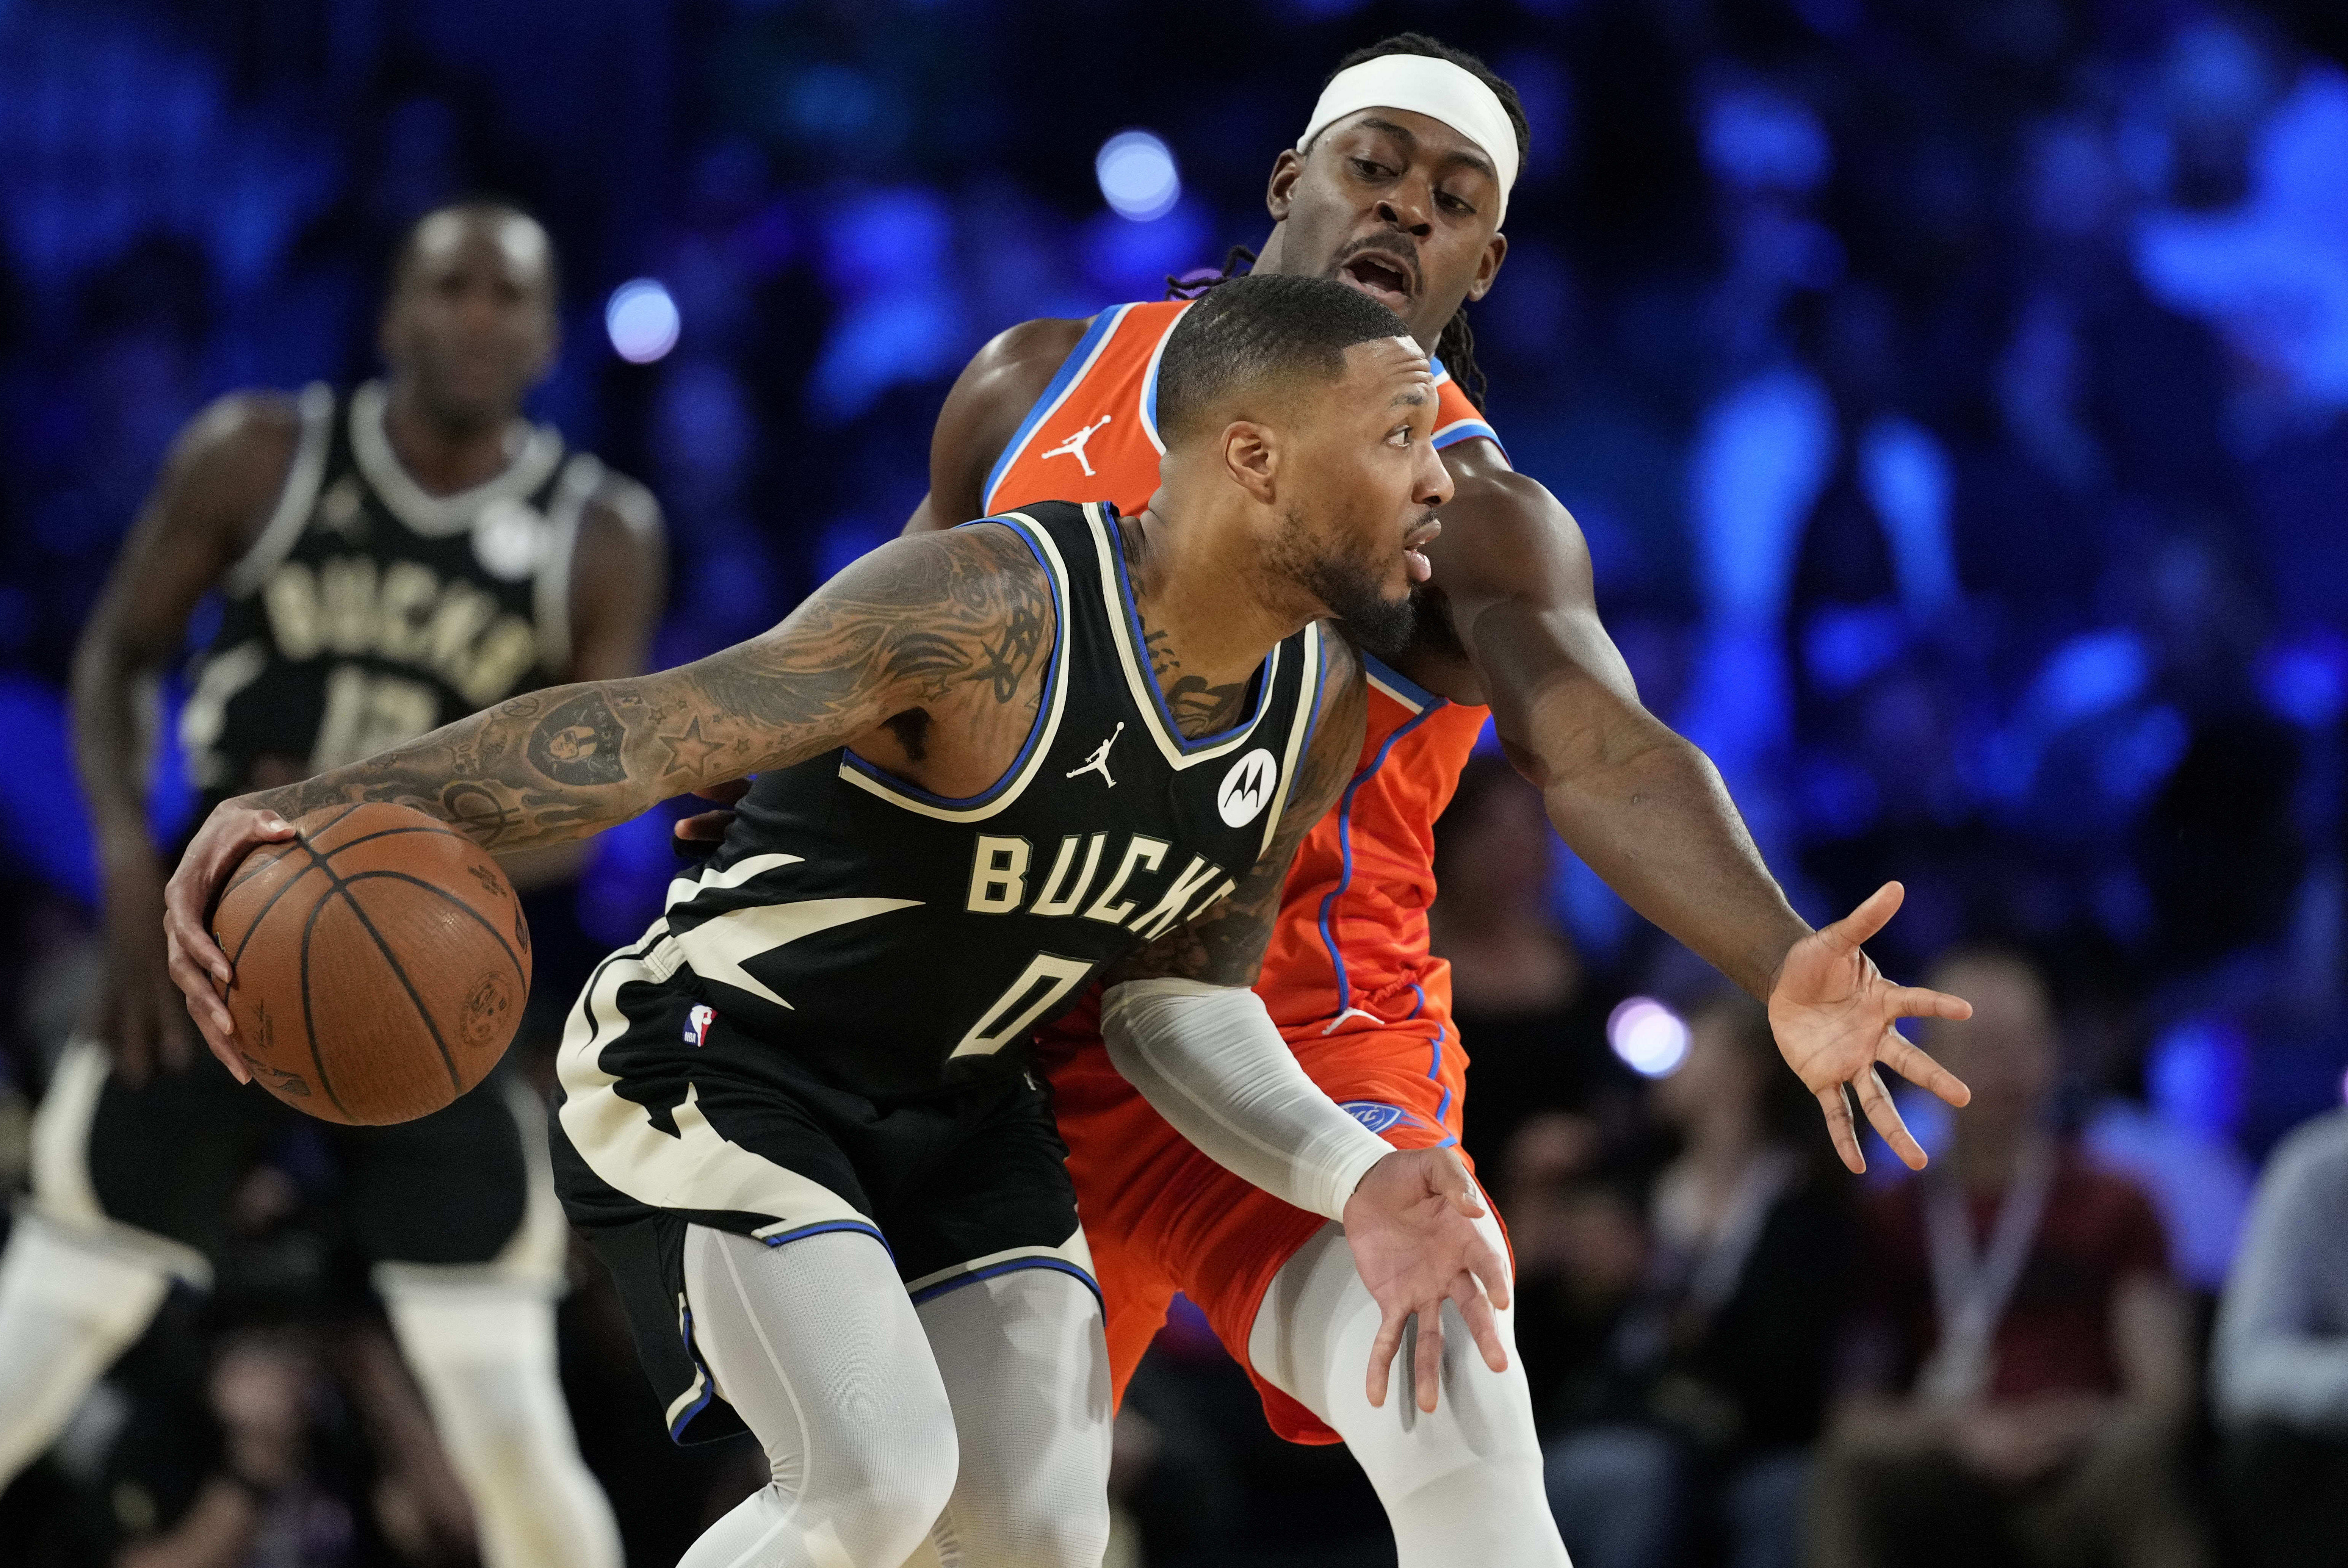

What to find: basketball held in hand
left=208, top=802, right=533, bottom=1125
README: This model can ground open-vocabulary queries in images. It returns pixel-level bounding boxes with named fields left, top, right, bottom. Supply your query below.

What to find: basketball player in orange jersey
left=0, top=203, right=653, bottom=1568
left=896, top=34, right=1977, bottom=1564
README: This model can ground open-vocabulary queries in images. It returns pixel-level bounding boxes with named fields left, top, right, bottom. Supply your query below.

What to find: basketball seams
left=333, top=869, right=528, bottom=988
left=294, top=883, right=356, bottom=1121
left=316, top=822, right=476, bottom=863
left=329, top=883, right=466, bottom=1099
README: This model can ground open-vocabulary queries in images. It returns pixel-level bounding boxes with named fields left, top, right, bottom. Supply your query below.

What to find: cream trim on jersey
left=1086, top=501, right=1283, bottom=770
left=1253, top=620, right=1325, bottom=861
left=26, top=1038, right=214, bottom=1287
left=981, top=303, right=1139, bottom=516
left=1135, top=300, right=1190, bottom=457
left=834, top=511, right=1075, bottom=822
left=901, top=1226, right=1098, bottom=1300
left=533, top=452, right=605, bottom=677
left=1364, top=663, right=1430, bottom=715
left=222, top=382, right=336, bottom=598
left=349, top=380, right=565, bottom=539
left=555, top=925, right=869, bottom=1235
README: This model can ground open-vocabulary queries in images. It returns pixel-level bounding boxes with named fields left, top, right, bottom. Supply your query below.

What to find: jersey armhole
left=534, top=453, right=610, bottom=678
left=979, top=306, right=1134, bottom=516
left=220, top=383, right=335, bottom=598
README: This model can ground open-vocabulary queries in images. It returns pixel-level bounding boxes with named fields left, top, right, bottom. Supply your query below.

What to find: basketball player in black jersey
left=163, top=275, right=1512, bottom=1568
left=0, top=203, right=656, bottom=1568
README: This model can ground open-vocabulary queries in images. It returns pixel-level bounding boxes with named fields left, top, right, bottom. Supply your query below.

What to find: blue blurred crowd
left=2, top=1, right=2347, bottom=1565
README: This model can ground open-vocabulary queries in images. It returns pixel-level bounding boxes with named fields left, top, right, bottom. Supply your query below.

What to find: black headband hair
left=1154, top=272, right=1413, bottom=446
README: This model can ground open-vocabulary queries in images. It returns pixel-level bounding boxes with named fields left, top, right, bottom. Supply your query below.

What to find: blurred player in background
left=900, top=33, right=1973, bottom=1566
left=0, top=201, right=662, bottom=1568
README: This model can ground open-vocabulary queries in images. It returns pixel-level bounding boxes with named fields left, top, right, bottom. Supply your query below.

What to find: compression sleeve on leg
left=1100, top=978, right=1392, bottom=1222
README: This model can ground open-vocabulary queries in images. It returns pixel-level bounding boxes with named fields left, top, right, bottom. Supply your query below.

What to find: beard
left=1277, top=505, right=1417, bottom=659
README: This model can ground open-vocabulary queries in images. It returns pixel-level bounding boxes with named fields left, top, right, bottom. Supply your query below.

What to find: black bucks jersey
left=665, top=500, right=1325, bottom=1099
left=180, top=380, right=613, bottom=813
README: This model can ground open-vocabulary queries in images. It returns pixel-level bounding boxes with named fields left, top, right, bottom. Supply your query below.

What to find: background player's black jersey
left=180, top=381, right=613, bottom=814
left=660, top=500, right=1329, bottom=1099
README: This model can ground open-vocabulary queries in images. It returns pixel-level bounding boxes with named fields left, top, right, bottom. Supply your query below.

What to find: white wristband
left=1100, top=977, right=1394, bottom=1222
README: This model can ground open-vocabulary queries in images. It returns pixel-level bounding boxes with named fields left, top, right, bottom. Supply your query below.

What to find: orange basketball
left=208, top=802, right=533, bottom=1125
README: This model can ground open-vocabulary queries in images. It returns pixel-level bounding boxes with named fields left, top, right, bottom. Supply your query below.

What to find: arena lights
left=1608, top=997, right=1691, bottom=1079
left=605, top=279, right=680, bottom=363
left=1096, top=130, right=1181, bottom=223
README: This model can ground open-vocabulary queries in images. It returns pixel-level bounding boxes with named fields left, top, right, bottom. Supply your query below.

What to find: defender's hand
left=672, top=778, right=749, bottom=860
left=1768, top=881, right=1973, bottom=1173
left=161, top=800, right=298, bottom=1080
left=1342, top=1147, right=1511, bottom=1413
left=91, top=842, right=194, bottom=1085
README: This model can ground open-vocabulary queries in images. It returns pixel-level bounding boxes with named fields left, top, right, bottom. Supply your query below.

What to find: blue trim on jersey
left=981, top=305, right=1132, bottom=513
left=1362, top=652, right=1444, bottom=712
left=1411, top=981, right=1454, bottom=1127
left=1140, top=327, right=1167, bottom=448
left=669, top=1306, right=720, bottom=1441
left=1433, top=419, right=1503, bottom=453
left=841, top=518, right=1064, bottom=807
left=1316, top=704, right=1443, bottom=1009
left=907, top=1257, right=1104, bottom=1312
left=756, top=1218, right=890, bottom=1253
left=1105, top=510, right=1276, bottom=754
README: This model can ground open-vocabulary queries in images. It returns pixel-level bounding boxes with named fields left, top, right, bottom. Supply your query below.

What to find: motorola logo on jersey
left=1217, top=748, right=1279, bottom=828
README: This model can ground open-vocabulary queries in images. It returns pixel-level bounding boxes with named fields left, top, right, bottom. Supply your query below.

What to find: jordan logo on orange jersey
left=1041, top=415, right=1113, bottom=477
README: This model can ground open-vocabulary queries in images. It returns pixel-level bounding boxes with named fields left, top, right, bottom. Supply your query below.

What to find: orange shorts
left=1045, top=1009, right=1471, bottom=1446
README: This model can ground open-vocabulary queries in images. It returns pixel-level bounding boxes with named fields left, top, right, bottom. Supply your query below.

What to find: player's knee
left=813, top=1412, right=959, bottom=1552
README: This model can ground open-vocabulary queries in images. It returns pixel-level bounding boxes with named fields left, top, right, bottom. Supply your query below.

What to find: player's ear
left=1220, top=420, right=1278, bottom=504
left=1466, top=232, right=1508, bottom=304
left=1266, top=149, right=1306, bottom=222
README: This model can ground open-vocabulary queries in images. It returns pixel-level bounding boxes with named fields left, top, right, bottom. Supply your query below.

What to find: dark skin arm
left=1414, top=444, right=1971, bottom=1171
left=164, top=523, right=1056, bottom=1064
left=904, top=318, right=1089, bottom=534
left=72, top=393, right=302, bottom=1082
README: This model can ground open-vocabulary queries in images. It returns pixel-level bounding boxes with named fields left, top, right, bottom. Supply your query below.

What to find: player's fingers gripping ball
left=208, top=803, right=532, bottom=1124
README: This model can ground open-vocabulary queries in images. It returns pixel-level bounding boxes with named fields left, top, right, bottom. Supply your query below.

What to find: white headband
left=1297, top=55, right=1519, bottom=224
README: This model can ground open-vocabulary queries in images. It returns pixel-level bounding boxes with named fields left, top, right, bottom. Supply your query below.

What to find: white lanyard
left=1917, top=1136, right=2055, bottom=1407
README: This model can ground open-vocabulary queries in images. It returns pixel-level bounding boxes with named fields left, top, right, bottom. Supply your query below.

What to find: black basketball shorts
left=548, top=925, right=1097, bottom=1444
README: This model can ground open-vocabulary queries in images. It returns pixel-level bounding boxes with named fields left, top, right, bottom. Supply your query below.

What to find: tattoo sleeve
left=1109, top=630, right=1368, bottom=989
left=235, top=524, right=1055, bottom=853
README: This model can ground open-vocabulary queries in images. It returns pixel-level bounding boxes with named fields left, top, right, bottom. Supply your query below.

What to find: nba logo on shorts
left=684, top=1004, right=716, bottom=1048
left=1340, top=1100, right=1411, bottom=1134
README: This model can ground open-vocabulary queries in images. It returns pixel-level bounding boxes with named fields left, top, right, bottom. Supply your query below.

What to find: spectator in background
left=2211, top=1107, right=2348, bottom=1568
left=1810, top=948, right=2201, bottom=1568
left=1431, top=754, right=1620, bottom=1173
left=1546, top=994, right=1854, bottom=1568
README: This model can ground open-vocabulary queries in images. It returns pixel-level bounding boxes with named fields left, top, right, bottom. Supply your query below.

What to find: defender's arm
left=902, top=318, right=1090, bottom=535
left=1430, top=448, right=1969, bottom=1171
left=75, top=392, right=302, bottom=1079
left=164, top=524, right=1052, bottom=1053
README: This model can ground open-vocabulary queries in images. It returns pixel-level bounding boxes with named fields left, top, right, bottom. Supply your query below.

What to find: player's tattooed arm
left=208, top=523, right=1056, bottom=853
left=1110, top=631, right=1367, bottom=989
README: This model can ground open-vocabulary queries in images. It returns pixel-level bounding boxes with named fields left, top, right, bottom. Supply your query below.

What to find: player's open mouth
left=1340, top=253, right=1417, bottom=309
left=1403, top=516, right=1442, bottom=583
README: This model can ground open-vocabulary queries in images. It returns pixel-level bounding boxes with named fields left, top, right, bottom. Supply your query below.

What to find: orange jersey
left=987, top=298, right=1504, bottom=1062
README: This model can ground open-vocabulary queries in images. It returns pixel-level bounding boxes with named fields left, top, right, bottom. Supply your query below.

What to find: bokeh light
left=1608, top=997, right=1692, bottom=1078
left=606, top=278, right=680, bottom=363
left=1095, top=130, right=1181, bottom=222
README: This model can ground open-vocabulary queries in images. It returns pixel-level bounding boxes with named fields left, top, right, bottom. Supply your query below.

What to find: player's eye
left=1351, top=158, right=1392, bottom=180
left=1387, top=425, right=1415, bottom=447
left=1438, top=190, right=1477, bottom=216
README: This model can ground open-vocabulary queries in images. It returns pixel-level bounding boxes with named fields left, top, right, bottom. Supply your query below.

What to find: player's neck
left=1121, top=504, right=1310, bottom=729
left=381, top=380, right=525, bottom=496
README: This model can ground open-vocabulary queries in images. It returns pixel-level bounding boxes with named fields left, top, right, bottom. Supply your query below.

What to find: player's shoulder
left=580, top=463, right=664, bottom=543
left=161, top=387, right=320, bottom=523
left=964, top=316, right=1095, bottom=397
left=179, top=387, right=308, bottom=466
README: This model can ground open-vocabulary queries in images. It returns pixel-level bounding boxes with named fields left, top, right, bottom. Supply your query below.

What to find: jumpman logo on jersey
left=1041, top=415, right=1112, bottom=477
left=1065, top=722, right=1124, bottom=788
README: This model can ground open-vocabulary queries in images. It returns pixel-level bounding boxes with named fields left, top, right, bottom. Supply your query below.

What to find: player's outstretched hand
left=161, top=798, right=298, bottom=1081
left=1342, top=1146, right=1511, bottom=1414
left=672, top=778, right=750, bottom=860
left=1767, top=880, right=1974, bottom=1174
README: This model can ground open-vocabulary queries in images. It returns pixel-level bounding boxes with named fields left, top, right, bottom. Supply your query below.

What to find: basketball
left=207, top=801, right=533, bottom=1125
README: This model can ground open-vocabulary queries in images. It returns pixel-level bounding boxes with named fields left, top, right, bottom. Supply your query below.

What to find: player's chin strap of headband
left=1297, top=54, right=1519, bottom=224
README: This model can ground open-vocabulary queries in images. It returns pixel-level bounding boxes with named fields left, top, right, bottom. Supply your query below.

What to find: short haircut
left=1154, top=272, right=1411, bottom=446
left=387, top=199, right=561, bottom=303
